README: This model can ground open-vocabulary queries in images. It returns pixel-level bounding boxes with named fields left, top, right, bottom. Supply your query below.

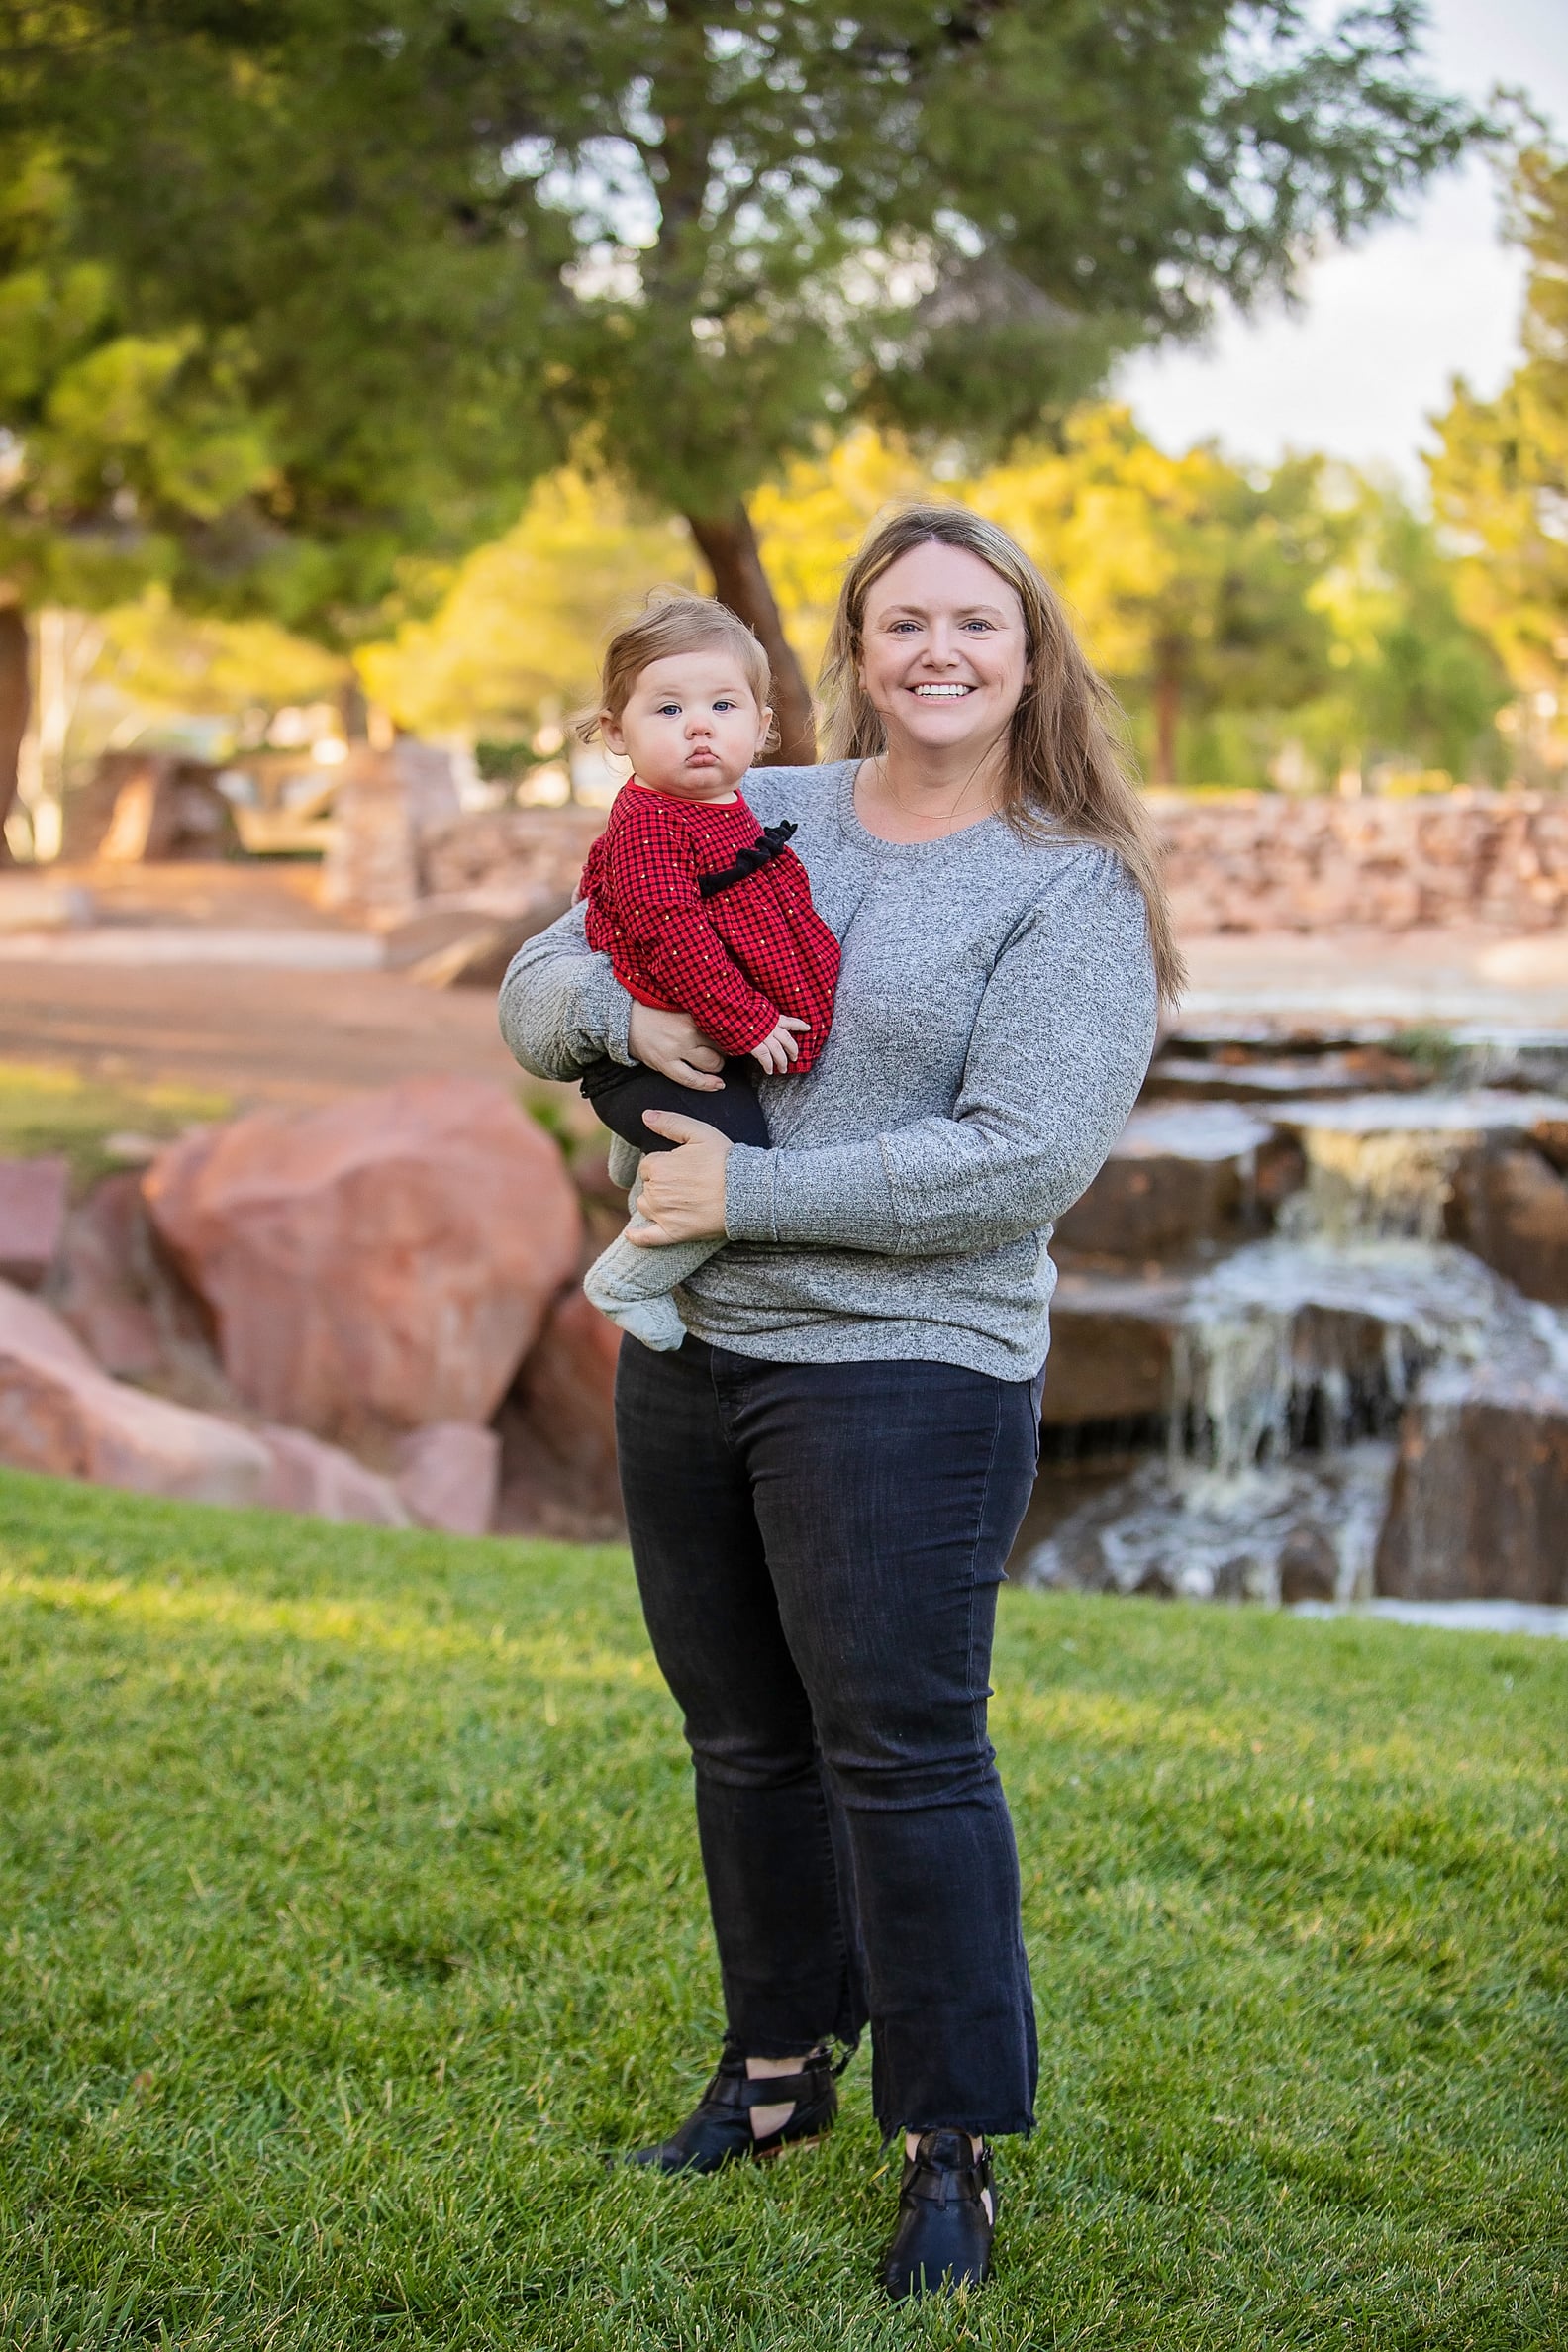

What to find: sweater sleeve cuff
left=590, top=964, right=636, bottom=1066
left=724, top=1144, right=777, bottom=1242
left=725, top=1139, right=902, bottom=1251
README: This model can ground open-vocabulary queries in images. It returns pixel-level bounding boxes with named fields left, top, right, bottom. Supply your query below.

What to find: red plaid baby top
left=580, top=781, right=840, bottom=1070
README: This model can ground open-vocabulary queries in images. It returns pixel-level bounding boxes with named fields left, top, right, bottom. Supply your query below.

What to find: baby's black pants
left=579, top=1054, right=770, bottom=1154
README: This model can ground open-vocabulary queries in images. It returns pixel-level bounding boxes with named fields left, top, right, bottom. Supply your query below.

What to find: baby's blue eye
left=656, top=702, right=681, bottom=716
left=714, top=698, right=736, bottom=711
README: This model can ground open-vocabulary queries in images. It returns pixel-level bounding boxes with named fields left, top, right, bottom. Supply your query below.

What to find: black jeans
left=615, top=1335, right=1043, bottom=2139
left=580, top=1055, right=769, bottom=1154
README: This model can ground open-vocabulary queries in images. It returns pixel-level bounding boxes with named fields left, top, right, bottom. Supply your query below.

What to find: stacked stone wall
left=397, top=788, right=1568, bottom=935
left=419, top=805, right=604, bottom=903
left=1154, top=791, right=1568, bottom=933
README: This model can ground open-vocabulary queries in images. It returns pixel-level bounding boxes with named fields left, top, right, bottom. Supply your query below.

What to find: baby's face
left=602, top=652, right=772, bottom=801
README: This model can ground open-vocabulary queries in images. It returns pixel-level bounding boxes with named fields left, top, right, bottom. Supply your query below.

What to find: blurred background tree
left=4, top=0, right=1477, bottom=806
left=0, top=15, right=559, bottom=849
left=0, top=129, right=286, bottom=850
left=1430, top=137, right=1568, bottom=784
left=356, top=473, right=698, bottom=761
left=967, top=412, right=1338, bottom=783
left=90, top=597, right=349, bottom=742
left=1302, top=475, right=1509, bottom=792
left=749, top=416, right=1505, bottom=792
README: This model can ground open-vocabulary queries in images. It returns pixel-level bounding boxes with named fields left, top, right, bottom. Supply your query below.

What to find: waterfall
left=1170, top=1235, right=1507, bottom=1478
left=1026, top=1446, right=1399, bottom=1605
left=1026, top=1089, right=1568, bottom=1607
left=1279, top=1090, right=1568, bottom=1240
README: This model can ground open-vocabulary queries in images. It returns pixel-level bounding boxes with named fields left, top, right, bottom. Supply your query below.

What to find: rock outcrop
left=409, top=792, right=1568, bottom=939
left=1042, top=1271, right=1185, bottom=1426
left=1052, top=1103, right=1287, bottom=1267
left=418, top=805, right=604, bottom=905
left=66, top=750, right=240, bottom=863
left=49, top=1169, right=233, bottom=1405
left=1445, top=1144, right=1568, bottom=1307
left=497, top=1286, right=623, bottom=1539
left=49, top=1170, right=164, bottom=1379
left=0, top=1279, right=269, bottom=1506
left=255, top=1423, right=411, bottom=1526
left=395, top=1421, right=502, bottom=1535
left=0, top=1156, right=68, bottom=1289
left=143, top=1076, right=581, bottom=1443
left=1375, top=1344, right=1568, bottom=1605
left=319, top=740, right=463, bottom=918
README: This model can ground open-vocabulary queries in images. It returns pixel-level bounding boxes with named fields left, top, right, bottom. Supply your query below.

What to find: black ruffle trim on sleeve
left=697, top=820, right=797, bottom=900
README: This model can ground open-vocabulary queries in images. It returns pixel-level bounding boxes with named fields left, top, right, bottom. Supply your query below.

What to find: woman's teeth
left=912, top=683, right=971, bottom=697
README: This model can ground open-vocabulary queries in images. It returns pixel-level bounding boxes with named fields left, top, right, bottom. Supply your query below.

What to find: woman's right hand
left=627, top=1002, right=727, bottom=1093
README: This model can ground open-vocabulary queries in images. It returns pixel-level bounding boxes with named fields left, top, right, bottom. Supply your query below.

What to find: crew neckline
left=833, top=759, right=1005, bottom=855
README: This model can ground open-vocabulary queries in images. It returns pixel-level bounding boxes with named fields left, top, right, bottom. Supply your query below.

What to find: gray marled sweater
left=499, top=760, right=1158, bottom=1380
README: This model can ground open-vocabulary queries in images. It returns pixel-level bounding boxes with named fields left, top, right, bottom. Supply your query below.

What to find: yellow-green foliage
left=91, top=587, right=350, bottom=723
left=749, top=430, right=939, bottom=681
left=753, top=419, right=1496, bottom=784
left=357, top=473, right=702, bottom=740
left=59, top=410, right=1509, bottom=790
left=1431, top=142, right=1568, bottom=724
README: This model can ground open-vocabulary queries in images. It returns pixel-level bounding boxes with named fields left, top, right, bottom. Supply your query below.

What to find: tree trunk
left=339, top=673, right=369, bottom=742
left=686, top=504, right=816, bottom=766
left=1153, top=662, right=1181, bottom=787
left=0, top=595, right=30, bottom=864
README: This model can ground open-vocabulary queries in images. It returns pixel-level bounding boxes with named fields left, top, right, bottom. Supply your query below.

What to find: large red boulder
left=0, top=1279, right=269, bottom=1506
left=518, top=1287, right=621, bottom=1483
left=143, top=1077, right=580, bottom=1444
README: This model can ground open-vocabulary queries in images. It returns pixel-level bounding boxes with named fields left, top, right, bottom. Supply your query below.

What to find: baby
left=576, top=595, right=840, bottom=1350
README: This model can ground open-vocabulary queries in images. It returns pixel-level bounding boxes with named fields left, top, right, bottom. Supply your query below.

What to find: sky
left=1114, top=0, right=1568, bottom=479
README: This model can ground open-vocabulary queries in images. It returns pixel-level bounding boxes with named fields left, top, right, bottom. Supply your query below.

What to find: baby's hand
left=750, top=1016, right=810, bottom=1075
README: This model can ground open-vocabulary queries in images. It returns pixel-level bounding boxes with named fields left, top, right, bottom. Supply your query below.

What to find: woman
left=499, top=507, right=1183, bottom=2301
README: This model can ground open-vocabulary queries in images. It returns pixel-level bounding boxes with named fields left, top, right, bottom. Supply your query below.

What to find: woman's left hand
left=628, top=1112, right=734, bottom=1243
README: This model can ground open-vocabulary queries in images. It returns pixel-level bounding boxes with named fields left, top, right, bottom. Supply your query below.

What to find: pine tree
left=3, top=0, right=1477, bottom=839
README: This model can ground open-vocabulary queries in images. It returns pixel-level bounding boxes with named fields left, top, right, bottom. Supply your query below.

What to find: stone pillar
left=320, top=740, right=460, bottom=920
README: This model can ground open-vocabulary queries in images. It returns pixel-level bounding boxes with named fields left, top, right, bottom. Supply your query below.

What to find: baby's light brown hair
left=578, top=593, right=777, bottom=749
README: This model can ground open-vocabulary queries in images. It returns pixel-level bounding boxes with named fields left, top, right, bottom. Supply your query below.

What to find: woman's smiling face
left=856, top=540, right=1030, bottom=755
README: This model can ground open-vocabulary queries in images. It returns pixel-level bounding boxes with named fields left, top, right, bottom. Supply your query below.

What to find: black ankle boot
left=880, top=2129, right=996, bottom=2301
left=626, top=2052, right=837, bottom=2176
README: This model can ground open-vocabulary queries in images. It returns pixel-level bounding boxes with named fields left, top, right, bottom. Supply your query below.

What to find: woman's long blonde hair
left=819, top=505, right=1184, bottom=1008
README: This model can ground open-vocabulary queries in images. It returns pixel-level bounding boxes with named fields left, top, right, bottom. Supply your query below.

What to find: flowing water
left=1025, top=1445, right=1398, bottom=1605
left=1025, top=1088, right=1568, bottom=1605
left=1276, top=1091, right=1568, bottom=1242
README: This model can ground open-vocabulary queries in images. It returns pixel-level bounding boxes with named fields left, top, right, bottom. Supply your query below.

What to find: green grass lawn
left=1, top=1471, right=1563, bottom=2349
